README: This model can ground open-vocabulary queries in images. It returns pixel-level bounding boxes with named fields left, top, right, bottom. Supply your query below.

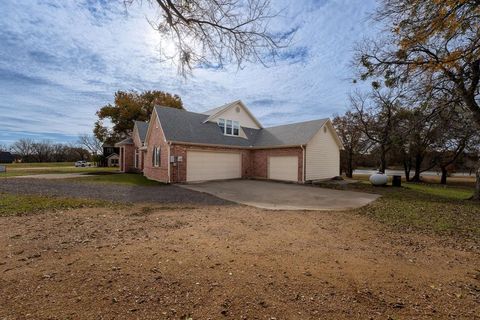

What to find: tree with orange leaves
left=357, top=0, right=480, bottom=199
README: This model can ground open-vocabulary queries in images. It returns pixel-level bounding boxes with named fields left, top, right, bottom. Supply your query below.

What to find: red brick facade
left=142, top=116, right=170, bottom=183
left=120, top=144, right=136, bottom=173
left=169, top=144, right=254, bottom=183
left=129, top=110, right=305, bottom=184
left=250, top=147, right=303, bottom=182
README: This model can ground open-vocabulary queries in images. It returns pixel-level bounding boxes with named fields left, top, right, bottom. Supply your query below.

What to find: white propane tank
left=369, top=172, right=388, bottom=186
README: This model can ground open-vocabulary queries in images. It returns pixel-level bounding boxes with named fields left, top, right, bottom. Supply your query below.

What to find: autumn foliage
left=94, top=90, right=183, bottom=145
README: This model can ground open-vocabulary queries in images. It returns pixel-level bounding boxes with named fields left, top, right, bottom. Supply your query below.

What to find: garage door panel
left=268, top=156, right=298, bottom=182
left=187, top=151, right=241, bottom=182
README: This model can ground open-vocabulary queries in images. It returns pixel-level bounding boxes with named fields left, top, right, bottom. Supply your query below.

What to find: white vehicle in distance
left=74, top=160, right=92, bottom=167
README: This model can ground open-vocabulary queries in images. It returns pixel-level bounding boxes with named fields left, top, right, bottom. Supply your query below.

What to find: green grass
left=1, top=166, right=117, bottom=177
left=0, top=193, right=112, bottom=216
left=77, top=173, right=164, bottom=186
left=345, top=180, right=480, bottom=243
left=4, top=162, right=74, bottom=168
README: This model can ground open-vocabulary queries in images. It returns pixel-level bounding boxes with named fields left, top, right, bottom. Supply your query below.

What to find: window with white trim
left=218, top=118, right=240, bottom=136
left=152, top=146, right=161, bottom=167
left=134, top=149, right=139, bottom=168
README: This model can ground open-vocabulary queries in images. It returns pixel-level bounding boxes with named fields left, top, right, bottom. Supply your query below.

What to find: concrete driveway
left=180, top=180, right=380, bottom=211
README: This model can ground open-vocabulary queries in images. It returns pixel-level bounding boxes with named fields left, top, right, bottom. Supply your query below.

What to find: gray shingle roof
left=201, top=100, right=240, bottom=115
left=115, top=137, right=133, bottom=146
left=134, top=121, right=148, bottom=143
left=155, top=106, right=328, bottom=148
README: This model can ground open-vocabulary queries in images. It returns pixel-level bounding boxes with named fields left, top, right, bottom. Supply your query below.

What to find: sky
left=0, top=0, right=378, bottom=145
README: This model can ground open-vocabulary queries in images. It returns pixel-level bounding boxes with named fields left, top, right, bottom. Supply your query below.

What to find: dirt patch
left=1, top=205, right=479, bottom=319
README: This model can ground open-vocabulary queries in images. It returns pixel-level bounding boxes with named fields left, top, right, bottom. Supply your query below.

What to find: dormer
left=202, top=100, right=263, bottom=137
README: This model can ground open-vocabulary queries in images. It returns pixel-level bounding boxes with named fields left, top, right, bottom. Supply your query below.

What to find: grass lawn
left=77, top=173, right=164, bottom=186
left=4, top=162, right=74, bottom=168
left=0, top=193, right=113, bottom=216
left=1, top=165, right=117, bottom=177
left=344, top=176, right=480, bottom=242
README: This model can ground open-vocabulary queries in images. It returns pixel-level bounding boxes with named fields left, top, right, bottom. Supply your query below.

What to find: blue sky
left=0, top=0, right=377, bottom=145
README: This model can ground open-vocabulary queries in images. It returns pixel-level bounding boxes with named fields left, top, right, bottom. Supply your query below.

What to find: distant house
left=116, top=100, right=343, bottom=183
left=115, top=121, right=148, bottom=173
left=0, top=151, right=14, bottom=164
left=102, top=144, right=120, bottom=167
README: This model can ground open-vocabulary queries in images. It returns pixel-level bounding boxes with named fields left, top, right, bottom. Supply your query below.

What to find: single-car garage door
left=187, top=151, right=242, bottom=182
left=268, top=156, right=298, bottom=182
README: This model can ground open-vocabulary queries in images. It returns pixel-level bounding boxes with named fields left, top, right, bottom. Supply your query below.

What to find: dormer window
left=218, top=118, right=240, bottom=136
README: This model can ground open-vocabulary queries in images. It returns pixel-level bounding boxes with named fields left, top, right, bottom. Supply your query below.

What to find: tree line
left=333, top=84, right=480, bottom=185
left=344, top=0, right=480, bottom=199
left=2, top=139, right=91, bottom=163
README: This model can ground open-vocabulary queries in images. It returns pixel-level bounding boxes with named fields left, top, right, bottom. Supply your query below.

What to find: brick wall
left=251, top=147, right=304, bottom=182
left=143, top=117, right=170, bottom=183
left=122, top=144, right=136, bottom=173
left=169, top=144, right=253, bottom=183
left=168, top=144, right=303, bottom=183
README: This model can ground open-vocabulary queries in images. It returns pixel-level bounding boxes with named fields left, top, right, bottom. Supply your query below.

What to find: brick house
left=115, top=121, right=148, bottom=173
left=118, top=100, right=343, bottom=183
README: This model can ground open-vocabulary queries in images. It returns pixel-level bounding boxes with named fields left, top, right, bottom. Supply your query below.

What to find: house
left=117, top=100, right=343, bottom=183
left=102, top=144, right=120, bottom=167
left=115, top=121, right=149, bottom=172
left=0, top=151, right=14, bottom=164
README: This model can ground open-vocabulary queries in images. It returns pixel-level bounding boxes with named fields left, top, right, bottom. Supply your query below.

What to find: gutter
left=168, top=140, right=304, bottom=150
left=167, top=141, right=171, bottom=184
left=301, top=145, right=306, bottom=183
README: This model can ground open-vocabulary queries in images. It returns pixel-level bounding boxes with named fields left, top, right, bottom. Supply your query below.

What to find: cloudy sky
left=0, top=0, right=377, bottom=145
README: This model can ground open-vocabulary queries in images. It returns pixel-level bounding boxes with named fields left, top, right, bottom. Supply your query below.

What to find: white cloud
left=0, top=0, right=377, bottom=143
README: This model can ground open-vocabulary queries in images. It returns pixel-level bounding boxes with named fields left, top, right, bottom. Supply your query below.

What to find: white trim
left=203, top=100, right=263, bottom=128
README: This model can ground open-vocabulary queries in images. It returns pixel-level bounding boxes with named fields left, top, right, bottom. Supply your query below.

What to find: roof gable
left=203, top=100, right=263, bottom=129
left=133, top=121, right=148, bottom=143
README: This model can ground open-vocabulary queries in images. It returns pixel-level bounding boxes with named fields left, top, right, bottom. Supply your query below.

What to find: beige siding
left=186, top=151, right=241, bottom=182
left=306, top=124, right=340, bottom=180
left=209, top=102, right=260, bottom=129
left=268, top=156, right=298, bottom=181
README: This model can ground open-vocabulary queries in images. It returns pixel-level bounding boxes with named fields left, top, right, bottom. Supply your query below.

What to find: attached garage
left=268, top=156, right=298, bottom=182
left=305, top=123, right=341, bottom=181
left=186, top=150, right=242, bottom=182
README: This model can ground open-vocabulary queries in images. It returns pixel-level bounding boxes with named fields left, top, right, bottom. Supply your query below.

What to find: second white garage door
left=268, top=156, right=298, bottom=182
left=187, top=151, right=242, bottom=182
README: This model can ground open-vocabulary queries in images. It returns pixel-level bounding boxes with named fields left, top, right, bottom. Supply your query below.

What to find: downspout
left=167, top=142, right=171, bottom=184
left=301, top=145, right=306, bottom=183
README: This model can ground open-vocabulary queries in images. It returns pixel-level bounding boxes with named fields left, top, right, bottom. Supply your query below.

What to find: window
left=218, top=118, right=240, bottom=136
left=233, top=121, right=239, bottom=136
left=152, top=146, right=161, bottom=167
left=134, top=149, right=139, bottom=168
left=226, top=120, right=233, bottom=135
left=218, top=118, right=225, bottom=133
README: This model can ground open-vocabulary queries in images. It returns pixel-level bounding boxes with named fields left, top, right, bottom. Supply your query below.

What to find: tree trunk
left=379, top=146, right=386, bottom=173
left=473, top=167, right=480, bottom=201
left=403, top=161, right=411, bottom=182
left=440, top=167, right=448, bottom=185
left=410, top=154, right=423, bottom=182
left=346, top=152, right=353, bottom=178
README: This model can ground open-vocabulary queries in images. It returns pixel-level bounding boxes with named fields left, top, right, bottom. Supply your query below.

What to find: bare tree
left=332, top=111, right=370, bottom=178
left=78, top=134, right=103, bottom=156
left=126, top=0, right=288, bottom=75
left=10, top=139, right=35, bottom=162
left=356, top=0, right=480, bottom=198
left=351, top=85, right=404, bottom=173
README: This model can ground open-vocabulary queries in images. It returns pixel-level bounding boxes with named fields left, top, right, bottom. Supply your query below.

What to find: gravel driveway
left=0, top=178, right=230, bottom=205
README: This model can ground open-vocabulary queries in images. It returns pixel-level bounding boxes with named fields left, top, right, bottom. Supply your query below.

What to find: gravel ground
left=1, top=205, right=479, bottom=319
left=0, top=178, right=230, bottom=205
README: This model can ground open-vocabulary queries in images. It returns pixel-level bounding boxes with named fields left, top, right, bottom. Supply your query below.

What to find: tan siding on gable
left=209, top=103, right=260, bottom=129
left=306, top=124, right=340, bottom=180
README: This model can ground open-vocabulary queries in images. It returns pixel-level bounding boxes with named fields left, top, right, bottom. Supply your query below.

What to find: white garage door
left=268, top=156, right=298, bottom=182
left=187, top=151, right=242, bottom=182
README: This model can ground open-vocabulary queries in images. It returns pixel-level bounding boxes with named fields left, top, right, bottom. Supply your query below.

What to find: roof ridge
left=264, top=118, right=328, bottom=130
left=155, top=105, right=208, bottom=118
